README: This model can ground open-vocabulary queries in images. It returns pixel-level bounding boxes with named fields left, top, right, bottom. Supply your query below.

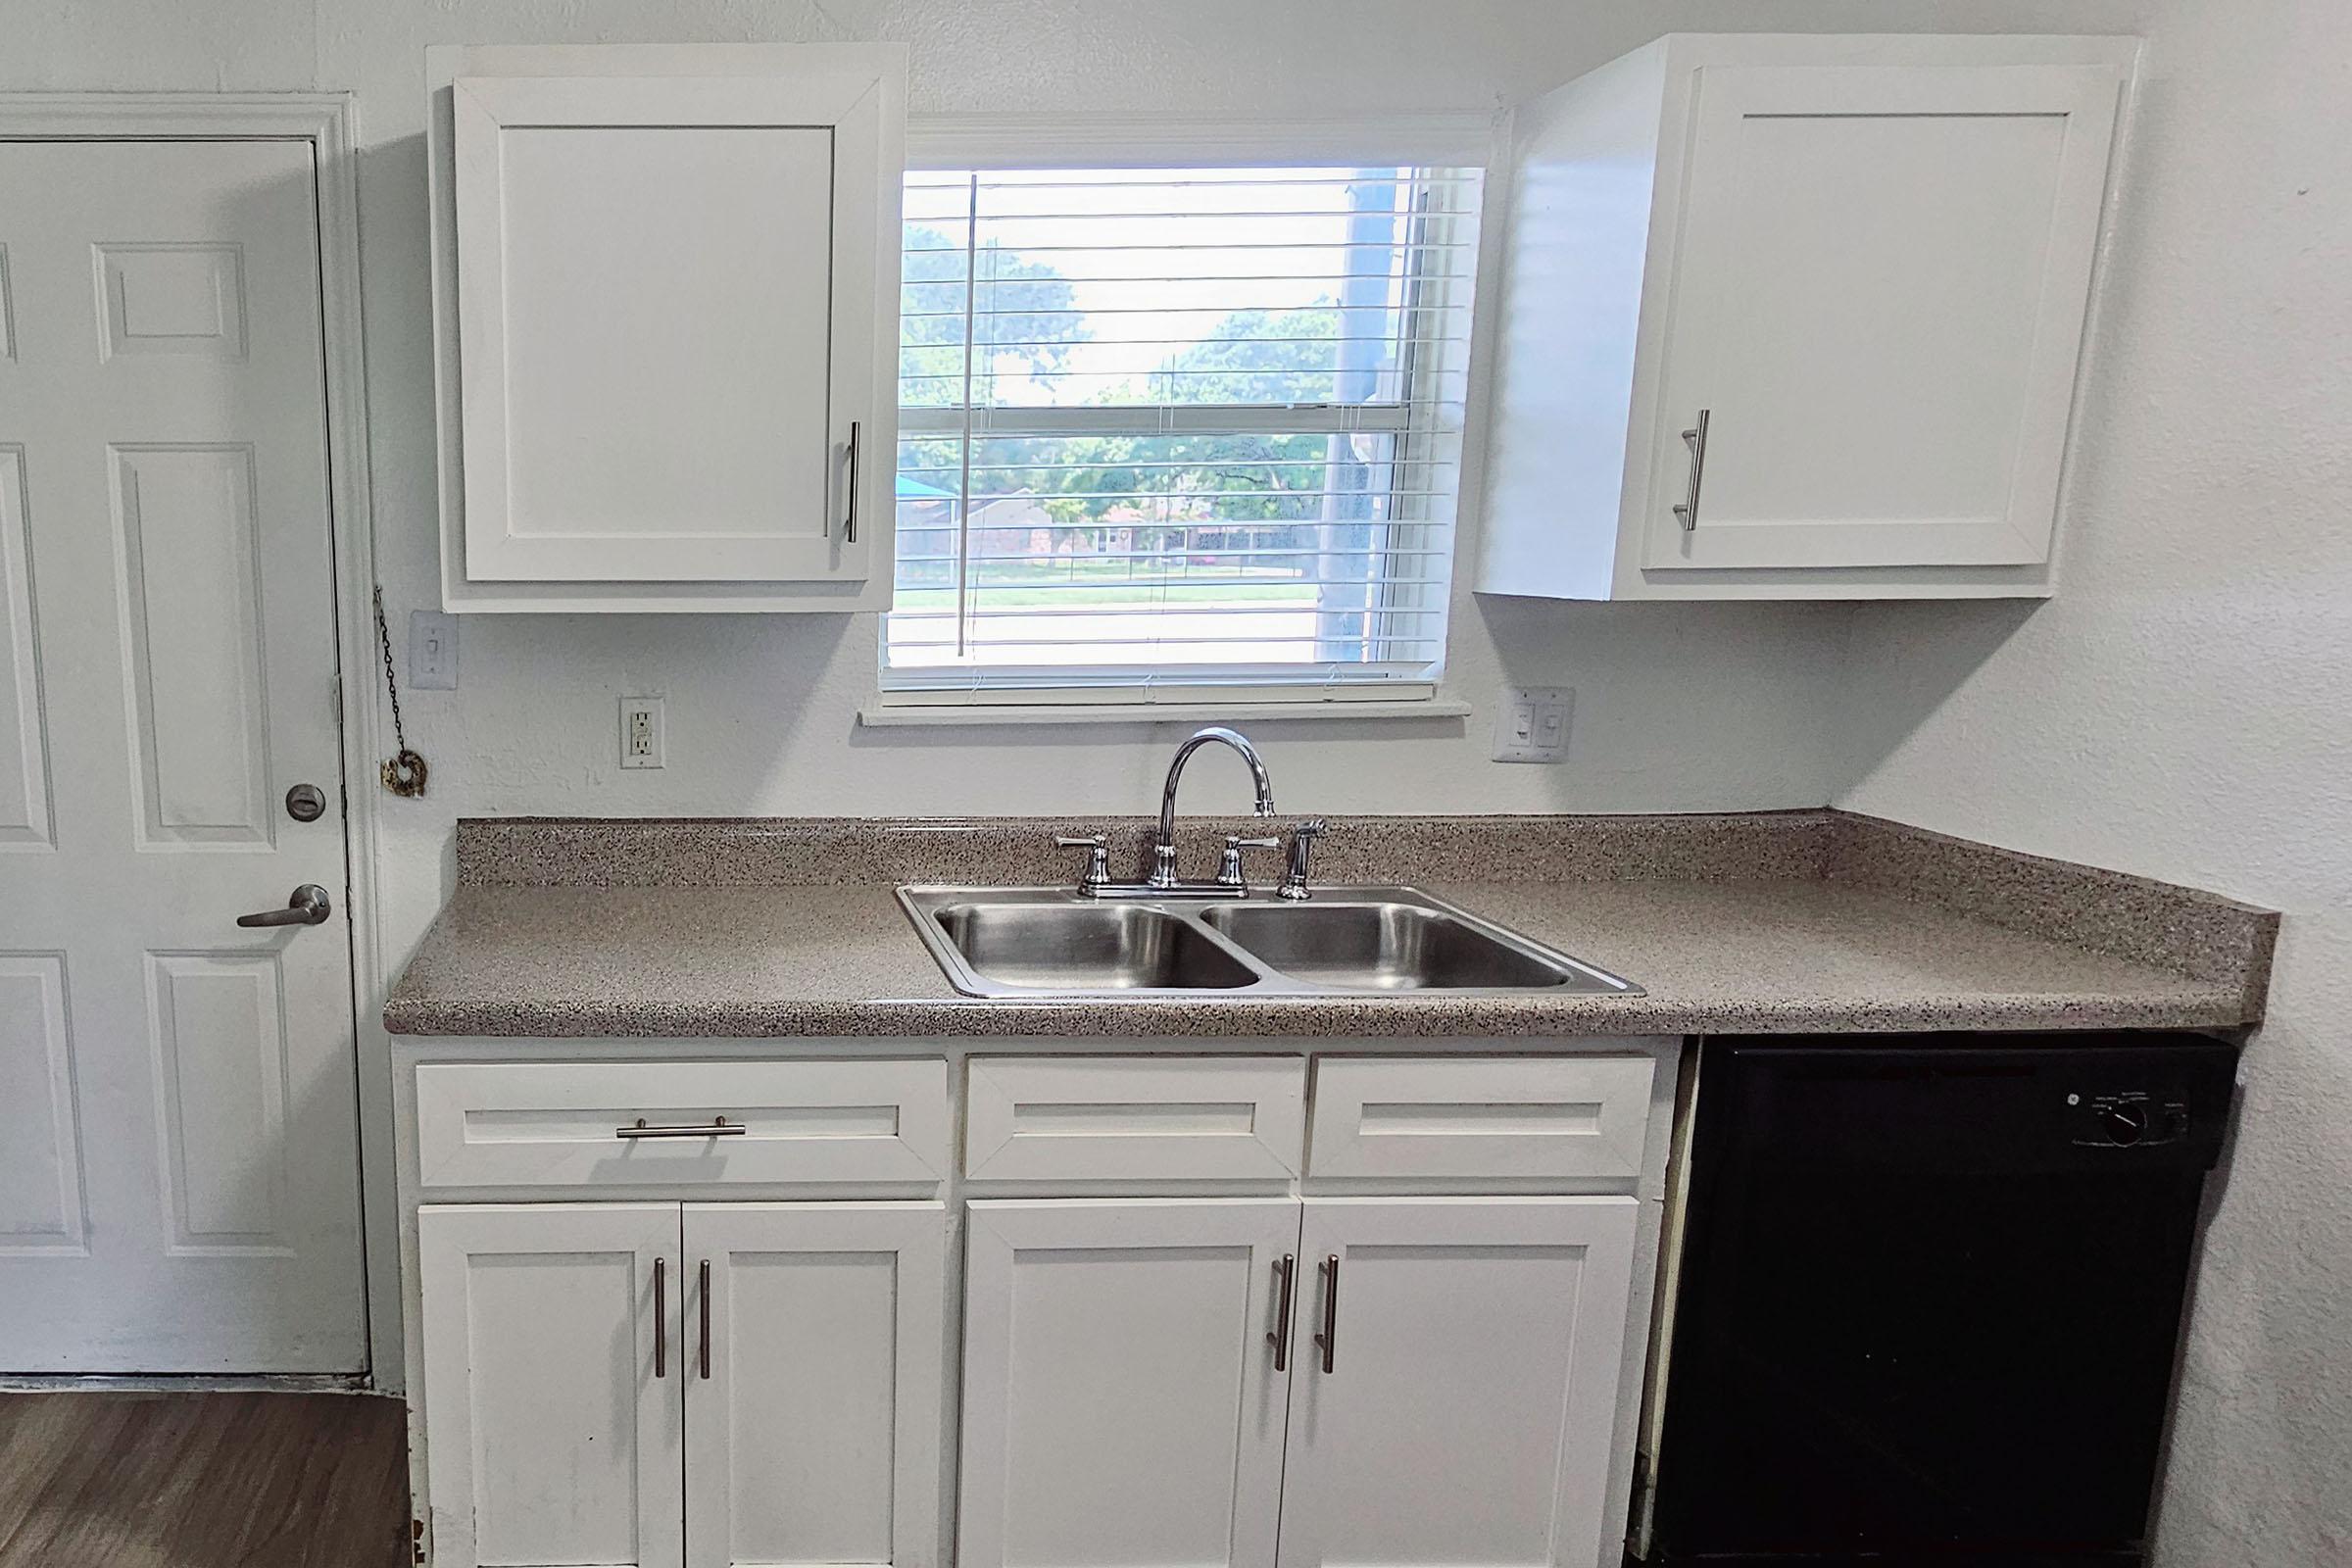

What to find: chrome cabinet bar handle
left=614, top=1116, right=748, bottom=1140
left=842, top=419, right=862, bottom=543
left=236, top=884, right=331, bottom=927
left=654, top=1258, right=667, bottom=1379
left=1267, top=1253, right=1298, bottom=1372
left=1671, top=408, right=1710, bottom=532
left=1313, top=1253, right=1341, bottom=1374
left=699, top=1260, right=712, bottom=1380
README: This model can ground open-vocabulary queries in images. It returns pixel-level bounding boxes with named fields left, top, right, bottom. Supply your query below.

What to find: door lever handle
left=236, top=884, right=332, bottom=927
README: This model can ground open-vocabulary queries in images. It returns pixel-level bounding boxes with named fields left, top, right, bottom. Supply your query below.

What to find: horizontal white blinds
left=884, top=165, right=1484, bottom=696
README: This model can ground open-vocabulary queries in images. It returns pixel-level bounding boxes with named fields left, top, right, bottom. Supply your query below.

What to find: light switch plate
left=408, top=610, right=459, bottom=691
left=1493, top=685, right=1572, bottom=763
left=619, top=696, right=664, bottom=769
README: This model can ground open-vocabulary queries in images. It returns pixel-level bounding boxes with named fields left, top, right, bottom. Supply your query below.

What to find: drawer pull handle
left=654, top=1257, right=667, bottom=1379
left=1267, top=1253, right=1297, bottom=1372
left=615, top=1116, right=748, bottom=1140
left=1314, top=1253, right=1341, bottom=1374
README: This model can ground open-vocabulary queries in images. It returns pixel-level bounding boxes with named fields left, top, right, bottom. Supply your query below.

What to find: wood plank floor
left=0, top=1392, right=407, bottom=1568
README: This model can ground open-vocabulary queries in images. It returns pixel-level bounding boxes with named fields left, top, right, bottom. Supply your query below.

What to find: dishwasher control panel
left=2069, top=1089, right=2194, bottom=1148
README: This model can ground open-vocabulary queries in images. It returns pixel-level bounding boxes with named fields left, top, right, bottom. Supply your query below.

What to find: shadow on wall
left=1467, top=590, right=1985, bottom=811
left=1829, top=598, right=2042, bottom=792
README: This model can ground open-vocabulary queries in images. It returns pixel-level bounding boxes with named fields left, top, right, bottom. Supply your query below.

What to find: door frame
left=0, top=94, right=396, bottom=1385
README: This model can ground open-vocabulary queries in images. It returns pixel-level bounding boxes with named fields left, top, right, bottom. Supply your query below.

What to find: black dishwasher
left=1635, top=1034, right=2236, bottom=1568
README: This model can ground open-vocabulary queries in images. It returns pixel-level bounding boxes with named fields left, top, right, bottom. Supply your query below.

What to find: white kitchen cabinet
left=957, top=1195, right=1642, bottom=1568
left=418, top=1202, right=684, bottom=1568
left=963, top=1056, right=1308, bottom=1183
left=1476, top=34, right=2135, bottom=601
left=956, top=1200, right=1300, bottom=1568
left=1276, top=1198, right=1640, bottom=1568
left=399, top=1043, right=1675, bottom=1568
left=413, top=1058, right=951, bottom=1192
left=426, top=44, right=906, bottom=612
left=419, top=1200, right=946, bottom=1568
left=684, top=1202, right=947, bottom=1568
left=1305, top=1054, right=1656, bottom=1183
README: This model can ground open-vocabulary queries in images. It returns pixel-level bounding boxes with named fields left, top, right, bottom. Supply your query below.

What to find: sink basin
left=899, top=884, right=1640, bottom=1000
left=931, top=899, right=1258, bottom=992
left=1200, top=901, right=1620, bottom=992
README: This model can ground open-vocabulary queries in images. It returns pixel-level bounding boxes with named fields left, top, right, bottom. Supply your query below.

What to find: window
left=884, top=161, right=1485, bottom=705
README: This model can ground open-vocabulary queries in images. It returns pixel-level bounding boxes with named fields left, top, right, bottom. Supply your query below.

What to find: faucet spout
left=1152, top=726, right=1276, bottom=887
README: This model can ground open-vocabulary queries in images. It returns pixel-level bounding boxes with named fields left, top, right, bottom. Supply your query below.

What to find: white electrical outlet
left=619, top=696, right=664, bottom=769
left=1493, top=685, right=1572, bottom=763
left=408, top=610, right=459, bottom=691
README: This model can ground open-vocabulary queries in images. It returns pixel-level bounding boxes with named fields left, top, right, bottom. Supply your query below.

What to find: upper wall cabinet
left=426, top=44, right=906, bottom=612
left=1475, top=34, right=2136, bottom=601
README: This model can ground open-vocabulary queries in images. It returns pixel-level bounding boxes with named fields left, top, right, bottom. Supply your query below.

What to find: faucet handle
left=1054, top=834, right=1111, bottom=894
left=1216, top=834, right=1282, bottom=890
left=1279, top=818, right=1327, bottom=901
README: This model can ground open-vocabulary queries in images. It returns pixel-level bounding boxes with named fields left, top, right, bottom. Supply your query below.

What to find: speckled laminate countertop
left=383, top=817, right=2274, bottom=1039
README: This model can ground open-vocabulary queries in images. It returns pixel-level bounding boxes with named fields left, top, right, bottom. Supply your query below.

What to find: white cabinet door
left=958, top=1200, right=1300, bottom=1568
left=1644, top=61, right=2121, bottom=572
left=418, top=1202, right=684, bottom=1568
left=683, top=1202, right=947, bottom=1568
left=430, top=44, right=904, bottom=609
left=1277, top=1198, right=1639, bottom=1568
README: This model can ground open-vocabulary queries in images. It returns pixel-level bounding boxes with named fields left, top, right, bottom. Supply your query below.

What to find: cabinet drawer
left=1306, top=1054, right=1655, bottom=1182
left=416, top=1059, right=950, bottom=1191
left=964, top=1056, right=1306, bottom=1181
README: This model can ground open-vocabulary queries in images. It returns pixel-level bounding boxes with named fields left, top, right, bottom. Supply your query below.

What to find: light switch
left=1493, top=685, right=1571, bottom=763
left=409, top=610, right=459, bottom=691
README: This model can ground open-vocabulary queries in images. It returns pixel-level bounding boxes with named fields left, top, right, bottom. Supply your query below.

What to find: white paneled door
left=957, top=1200, right=1299, bottom=1568
left=684, top=1202, right=947, bottom=1568
left=1642, top=63, right=2121, bottom=572
left=0, top=140, right=365, bottom=1371
left=1277, top=1198, right=1639, bottom=1568
left=419, top=1203, right=686, bottom=1568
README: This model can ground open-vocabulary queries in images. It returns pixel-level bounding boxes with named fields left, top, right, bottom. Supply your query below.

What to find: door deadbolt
left=285, top=783, right=327, bottom=823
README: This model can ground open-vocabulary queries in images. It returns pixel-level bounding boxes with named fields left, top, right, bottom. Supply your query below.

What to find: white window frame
left=866, top=113, right=1497, bottom=724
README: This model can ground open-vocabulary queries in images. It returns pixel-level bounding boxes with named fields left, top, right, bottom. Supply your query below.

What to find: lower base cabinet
left=1277, top=1198, right=1640, bottom=1568
left=957, top=1199, right=1299, bottom=1568
left=418, top=1200, right=946, bottom=1568
left=956, top=1196, right=1640, bottom=1568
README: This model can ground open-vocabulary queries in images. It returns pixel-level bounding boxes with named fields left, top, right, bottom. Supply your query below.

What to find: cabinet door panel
left=1277, top=1198, right=1637, bottom=1568
left=683, top=1202, right=947, bottom=1568
left=1644, top=63, right=2120, bottom=572
left=418, top=1202, right=684, bottom=1568
left=451, top=66, right=892, bottom=586
left=958, top=1200, right=1300, bottom=1568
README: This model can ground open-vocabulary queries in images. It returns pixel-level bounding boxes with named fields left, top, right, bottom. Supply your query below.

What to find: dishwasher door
left=1641, top=1035, right=2236, bottom=1567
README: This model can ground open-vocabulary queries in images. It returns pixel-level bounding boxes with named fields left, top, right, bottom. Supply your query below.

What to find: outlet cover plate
left=619, top=696, right=664, bottom=769
left=1493, top=685, right=1571, bottom=763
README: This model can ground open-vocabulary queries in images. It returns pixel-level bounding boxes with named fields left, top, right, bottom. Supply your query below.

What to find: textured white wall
left=1836, top=2, right=2352, bottom=1560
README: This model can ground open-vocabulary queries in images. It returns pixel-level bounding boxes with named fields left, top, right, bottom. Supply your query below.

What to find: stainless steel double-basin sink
left=896, top=885, right=1642, bottom=999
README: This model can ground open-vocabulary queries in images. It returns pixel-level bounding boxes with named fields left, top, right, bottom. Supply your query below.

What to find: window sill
left=857, top=698, right=1474, bottom=729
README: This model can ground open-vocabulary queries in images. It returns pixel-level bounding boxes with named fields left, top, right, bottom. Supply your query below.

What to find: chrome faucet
left=1152, top=726, right=1276, bottom=889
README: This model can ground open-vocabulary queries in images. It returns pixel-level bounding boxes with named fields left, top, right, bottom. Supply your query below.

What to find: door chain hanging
left=372, top=588, right=429, bottom=798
